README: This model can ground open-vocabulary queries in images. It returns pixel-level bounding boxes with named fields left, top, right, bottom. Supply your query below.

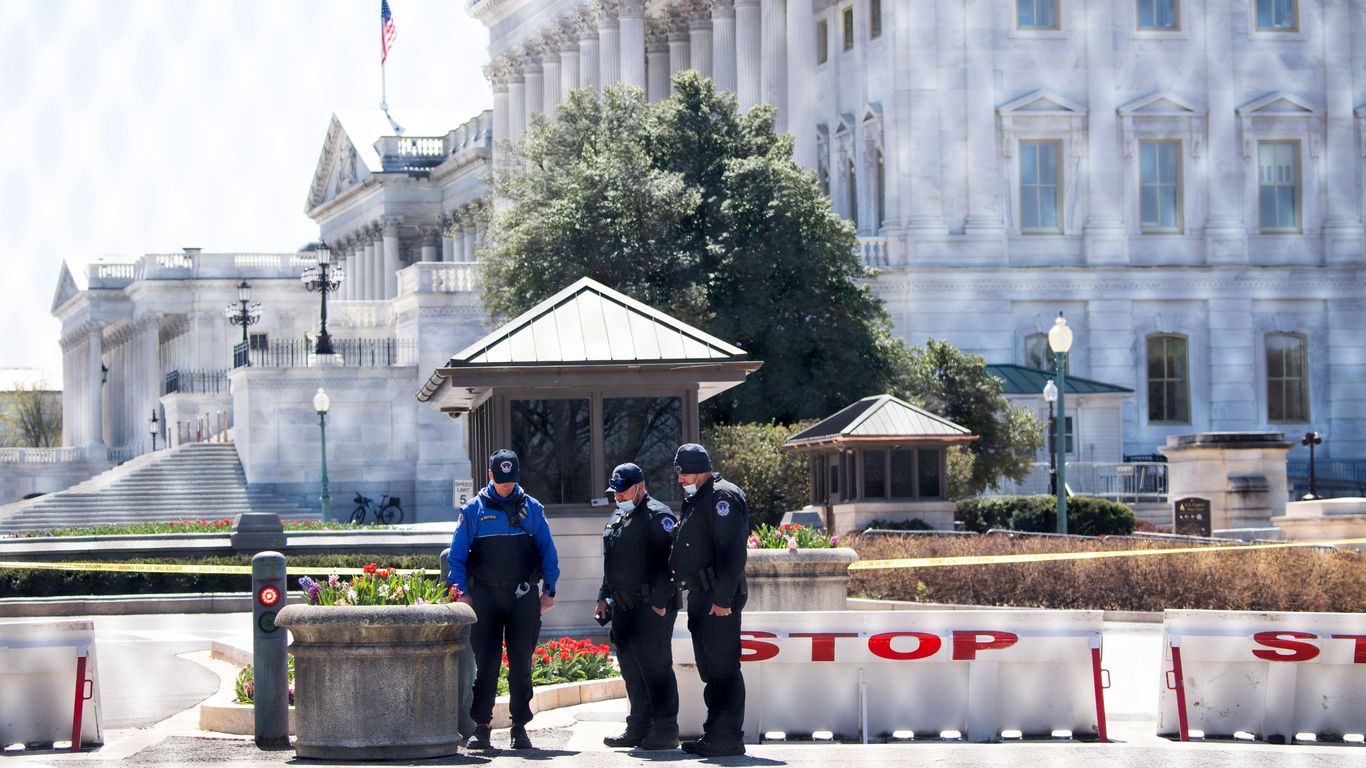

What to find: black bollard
left=251, top=551, right=290, bottom=747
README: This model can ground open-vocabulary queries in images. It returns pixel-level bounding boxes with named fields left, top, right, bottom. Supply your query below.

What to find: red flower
left=448, top=584, right=463, bottom=601
left=559, top=650, right=573, bottom=661
left=363, top=563, right=379, bottom=574
left=377, top=569, right=390, bottom=578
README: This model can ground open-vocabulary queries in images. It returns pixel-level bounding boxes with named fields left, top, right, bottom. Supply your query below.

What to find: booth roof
left=783, top=394, right=976, bottom=450
left=985, top=364, right=1134, bottom=396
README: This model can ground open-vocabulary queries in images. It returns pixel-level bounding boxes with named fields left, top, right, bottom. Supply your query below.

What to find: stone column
left=86, top=325, right=104, bottom=449
left=523, top=58, right=544, bottom=126
left=559, top=35, right=580, bottom=101
left=487, top=60, right=510, bottom=170
left=785, top=0, right=815, bottom=167
left=689, top=11, right=713, bottom=79
left=441, top=219, right=455, bottom=263
left=421, top=228, right=440, bottom=263
left=579, top=17, right=601, bottom=90
left=1083, top=0, right=1127, bottom=264
left=339, top=243, right=353, bottom=300
left=382, top=218, right=401, bottom=299
left=667, top=13, right=691, bottom=86
left=903, top=0, right=945, bottom=237
left=711, top=0, right=737, bottom=93
left=452, top=218, right=467, bottom=262
left=963, top=0, right=1003, bottom=237
left=540, top=42, right=562, bottom=119
left=507, top=69, right=526, bottom=143
left=139, top=315, right=160, bottom=450
left=368, top=228, right=383, bottom=300
left=462, top=211, right=478, bottom=260
left=646, top=20, right=670, bottom=102
left=599, top=1, right=621, bottom=87
left=619, top=0, right=647, bottom=89
left=1203, top=0, right=1246, bottom=264
left=760, top=0, right=787, bottom=126
left=735, top=0, right=761, bottom=110
left=1323, top=0, right=1364, bottom=263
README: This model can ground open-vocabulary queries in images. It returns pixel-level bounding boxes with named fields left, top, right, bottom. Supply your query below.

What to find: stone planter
left=743, top=547, right=859, bottom=611
left=275, top=602, right=476, bottom=760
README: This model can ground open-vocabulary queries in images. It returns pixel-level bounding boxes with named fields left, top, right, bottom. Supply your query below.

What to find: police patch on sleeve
left=715, top=500, right=731, bottom=517
left=660, top=516, right=676, bottom=533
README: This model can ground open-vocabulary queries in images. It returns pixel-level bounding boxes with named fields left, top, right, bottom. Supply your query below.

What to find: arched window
left=1147, top=334, right=1190, bottom=424
left=1266, top=332, right=1308, bottom=422
left=1025, top=333, right=1068, bottom=373
left=875, top=149, right=886, bottom=232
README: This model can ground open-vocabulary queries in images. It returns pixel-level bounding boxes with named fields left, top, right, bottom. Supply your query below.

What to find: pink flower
left=786, top=536, right=798, bottom=551
left=747, top=535, right=760, bottom=549
left=829, top=535, right=839, bottom=546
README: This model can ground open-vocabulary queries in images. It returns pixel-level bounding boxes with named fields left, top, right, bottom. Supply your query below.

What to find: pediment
left=51, top=261, right=80, bottom=314
left=861, top=102, right=883, bottom=124
left=999, top=90, right=1087, bottom=116
left=1118, top=92, right=1202, bottom=117
left=835, top=113, right=856, bottom=136
left=305, top=115, right=365, bottom=214
left=1237, top=92, right=1320, bottom=117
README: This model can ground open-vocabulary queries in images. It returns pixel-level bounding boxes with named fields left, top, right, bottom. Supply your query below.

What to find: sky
left=0, top=0, right=491, bottom=387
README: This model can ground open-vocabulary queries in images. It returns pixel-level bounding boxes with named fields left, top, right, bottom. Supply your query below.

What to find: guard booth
left=417, top=277, right=762, bottom=629
left=782, top=395, right=977, bottom=534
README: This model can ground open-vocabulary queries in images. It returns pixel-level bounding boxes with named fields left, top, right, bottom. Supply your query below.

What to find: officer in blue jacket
left=448, top=449, right=560, bottom=751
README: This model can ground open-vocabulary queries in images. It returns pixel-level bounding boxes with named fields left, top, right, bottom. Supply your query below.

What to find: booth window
left=603, top=396, right=683, bottom=500
left=511, top=398, right=592, bottom=504
left=863, top=450, right=886, bottom=498
left=917, top=449, right=943, bottom=499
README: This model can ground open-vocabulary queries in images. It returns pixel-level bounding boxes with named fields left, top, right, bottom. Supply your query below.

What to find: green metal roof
left=986, top=364, right=1134, bottom=396
left=784, top=394, right=975, bottom=449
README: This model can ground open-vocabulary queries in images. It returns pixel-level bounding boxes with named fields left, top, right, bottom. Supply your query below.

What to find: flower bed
left=235, top=655, right=295, bottom=706
left=296, top=565, right=457, bottom=606
left=496, top=637, right=616, bottom=695
left=6, top=519, right=369, bottom=538
left=747, top=523, right=838, bottom=550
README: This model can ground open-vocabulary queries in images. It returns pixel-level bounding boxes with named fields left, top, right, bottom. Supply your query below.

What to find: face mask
left=616, top=499, right=636, bottom=514
left=682, top=483, right=698, bottom=497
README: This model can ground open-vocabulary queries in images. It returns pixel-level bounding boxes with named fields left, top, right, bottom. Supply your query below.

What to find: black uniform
left=599, top=494, right=680, bottom=740
left=669, top=473, right=748, bottom=748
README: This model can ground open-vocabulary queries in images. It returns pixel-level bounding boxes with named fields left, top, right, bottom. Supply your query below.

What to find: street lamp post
left=1043, top=379, right=1058, bottom=496
left=1047, top=312, right=1074, bottom=535
left=301, top=244, right=344, bottom=356
left=225, top=280, right=262, bottom=366
left=1301, top=431, right=1322, bottom=500
left=313, top=388, right=332, bottom=523
left=148, top=411, right=159, bottom=452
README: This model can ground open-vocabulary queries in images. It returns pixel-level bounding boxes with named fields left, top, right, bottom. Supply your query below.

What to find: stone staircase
left=0, top=442, right=320, bottom=533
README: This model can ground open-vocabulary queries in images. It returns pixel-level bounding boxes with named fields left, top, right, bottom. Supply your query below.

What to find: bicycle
left=351, top=492, right=404, bottom=525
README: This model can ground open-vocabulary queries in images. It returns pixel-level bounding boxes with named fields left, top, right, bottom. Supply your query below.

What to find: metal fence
left=991, top=461, right=1168, bottom=504
left=1288, top=459, right=1366, bottom=500
left=243, top=338, right=418, bottom=369
left=164, top=369, right=229, bottom=395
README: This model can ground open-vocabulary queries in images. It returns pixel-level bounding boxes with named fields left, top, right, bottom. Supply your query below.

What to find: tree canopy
left=479, top=72, right=908, bottom=425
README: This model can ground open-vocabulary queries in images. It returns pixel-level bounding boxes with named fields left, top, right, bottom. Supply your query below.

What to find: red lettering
left=1330, top=634, right=1366, bottom=664
left=740, top=631, right=779, bottom=662
left=869, top=632, right=942, bottom=661
left=1252, top=631, right=1319, bottom=662
left=790, top=632, right=860, bottom=662
left=951, top=631, right=1019, bottom=660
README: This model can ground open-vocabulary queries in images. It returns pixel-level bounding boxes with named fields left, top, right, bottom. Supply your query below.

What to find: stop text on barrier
left=739, top=630, right=1026, bottom=663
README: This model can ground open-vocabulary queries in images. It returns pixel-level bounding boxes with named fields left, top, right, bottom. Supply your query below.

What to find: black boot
left=640, top=724, right=680, bottom=751
left=603, top=728, right=646, bottom=748
left=694, top=740, right=745, bottom=758
left=680, top=736, right=707, bottom=754
left=466, top=724, right=494, bottom=751
left=510, top=725, right=533, bottom=750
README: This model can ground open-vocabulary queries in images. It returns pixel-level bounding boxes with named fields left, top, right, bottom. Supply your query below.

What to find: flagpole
left=380, top=60, right=388, bottom=113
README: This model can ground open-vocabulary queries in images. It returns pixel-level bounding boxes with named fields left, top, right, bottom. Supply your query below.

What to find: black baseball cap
left=490, top=449, right=520, bottom=483
left=605, top=463, right=645, bottom=494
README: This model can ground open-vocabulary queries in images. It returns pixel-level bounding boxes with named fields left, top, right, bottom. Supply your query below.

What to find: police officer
left=596, top=463, right=681, bottom=751
left=448, top=449, right=560, bottom=751
left=668, top=443, right=748, bottom=758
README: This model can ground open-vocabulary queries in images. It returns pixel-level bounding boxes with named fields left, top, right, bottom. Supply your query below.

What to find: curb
left=0, top=592, right=289, bottom=618
left=198, top=642, right=625, bottom=735
left=848, top=597, right=1162, bottom=624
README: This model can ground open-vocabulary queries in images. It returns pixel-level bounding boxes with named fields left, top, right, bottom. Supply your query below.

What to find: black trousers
left=610, top=602, right=679, bottom=735
left=686, top=589, right=747, bottom=744
left=469, top=581, right=541, bottom=726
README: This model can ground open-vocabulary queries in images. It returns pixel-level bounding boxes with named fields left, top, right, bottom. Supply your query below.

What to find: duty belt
left=610, top=585, right=644, bottom=611
left=682, top=566, right=717, bottom=593
left=473, top=571, right=541, bottom=590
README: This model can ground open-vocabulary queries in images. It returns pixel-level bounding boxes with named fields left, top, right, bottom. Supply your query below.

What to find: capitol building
left=15, top=0, right=1366, bottom=519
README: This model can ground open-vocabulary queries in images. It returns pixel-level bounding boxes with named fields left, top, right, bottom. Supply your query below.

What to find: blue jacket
left=447, top=483, right=560, bottom=595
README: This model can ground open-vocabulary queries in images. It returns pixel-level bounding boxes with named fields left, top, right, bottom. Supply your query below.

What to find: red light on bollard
left=258, top=585, right=281, bottom=607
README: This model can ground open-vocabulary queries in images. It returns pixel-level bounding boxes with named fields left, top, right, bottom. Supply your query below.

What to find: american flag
left=380, top=0, right=397, bottom=63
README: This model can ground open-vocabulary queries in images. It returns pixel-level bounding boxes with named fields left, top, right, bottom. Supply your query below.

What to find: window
left=1266, top=333, right=1309, bottom=422
left=603, top=396, right=683, bottom=500
left=248, top=332, right=269, bottom=352
left=917, top=449, right=943, bottom=499
left=1140, top=141, right=1182, bottom=232
left=1047, top=415, right=1076, bottom=455
left=1025, top=333, right=1069, bottom=373
left=511, top=398, right=591, bottom=504
left=1255, top=0, right=1297, bottom=31
left=847, top=158, right=859, bottom=228
left=842, top=6, right=854, bottom=51
left=816, top=19, right=829, bottom=64
left=1018, top=0, right=1058, bottom=29
left=869, top=0, right=882, bottom=39
left=890, top=449, right=916, bottom=498
left=1019, top=141, right=1062, bottom=232
left=875, top=150, right=886, bottom=231
left=863, top=450, right=886, bottom=498
left=1137, top=0, right=1178, bottom=29
left=1258, top=142, right=1300, bottom=233
left=1147, top=334, right=1190, bottom=424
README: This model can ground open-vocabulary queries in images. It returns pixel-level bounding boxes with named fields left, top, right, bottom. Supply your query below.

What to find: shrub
left=955, top=495, right=1136, bottom=536
left=846, top=533, right=1366, bottom=612
left=702, top=421, right=814, bottom=527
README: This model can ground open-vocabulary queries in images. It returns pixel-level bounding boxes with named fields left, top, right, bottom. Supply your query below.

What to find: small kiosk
left=783, top=394, right=977, bottom=533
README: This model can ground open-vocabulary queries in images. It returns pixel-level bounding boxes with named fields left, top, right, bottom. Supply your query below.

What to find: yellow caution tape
left=0, top=561, right=441, bottom=577
left=848, top=537, right=1366, bottom=571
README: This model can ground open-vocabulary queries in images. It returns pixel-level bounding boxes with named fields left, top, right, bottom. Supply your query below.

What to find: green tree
left=895, top=340, right=1044, bottom=498
left=702, top=421, right=814, bottom=528
left=481, top=72, right=908, bottom=425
